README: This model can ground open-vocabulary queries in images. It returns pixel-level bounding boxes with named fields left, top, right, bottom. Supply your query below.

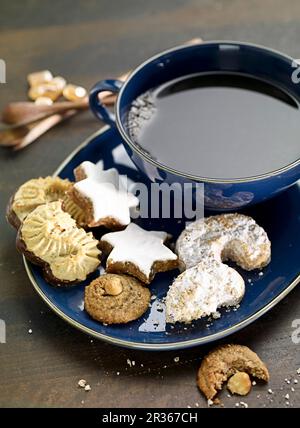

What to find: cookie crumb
left=78, top=379, right=87, bottom=388
left=212, top=311, right=221, bottom=319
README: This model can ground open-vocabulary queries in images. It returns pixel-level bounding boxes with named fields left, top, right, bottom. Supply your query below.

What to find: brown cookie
left=84, top=274, right=151, bottom=324
left=6, top=176, right=86, bottom=229
left=17, top=201, right=101, bottom=286
left=100, top=223, right=178, bottom=284
left=197, top=344, right=269, bottom=400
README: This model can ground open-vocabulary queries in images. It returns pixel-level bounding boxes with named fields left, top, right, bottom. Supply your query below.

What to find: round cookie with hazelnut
left=84, top=274, right=151, bottom=324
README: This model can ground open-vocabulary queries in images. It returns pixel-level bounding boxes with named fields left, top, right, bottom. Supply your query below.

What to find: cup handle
left=89, top=79, right=123, bottom=126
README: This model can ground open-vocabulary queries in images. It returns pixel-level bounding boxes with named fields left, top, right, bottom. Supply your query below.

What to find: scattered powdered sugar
left=139, top=298, right=166, bottom=332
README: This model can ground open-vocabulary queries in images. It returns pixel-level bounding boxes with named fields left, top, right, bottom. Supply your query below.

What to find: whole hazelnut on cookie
left=227, top=372, right=252, bottom=396
left=84, top=274, right=151, bottom=324
left=104, top=276, right=123, bottom=296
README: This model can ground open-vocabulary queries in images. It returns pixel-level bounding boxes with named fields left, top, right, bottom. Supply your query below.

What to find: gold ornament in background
left=27, top=70, right=87, bottom=103
left=63, top=84, right=87, bottom=101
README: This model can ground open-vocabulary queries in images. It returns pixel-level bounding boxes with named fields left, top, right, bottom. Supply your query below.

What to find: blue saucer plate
left=24, top=126, right=300, bottom=350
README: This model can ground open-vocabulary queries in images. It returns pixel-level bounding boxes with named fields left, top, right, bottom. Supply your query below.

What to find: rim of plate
left=116, top=40, right=300, bottom=183
left=23, top=125, right=300, bottom=350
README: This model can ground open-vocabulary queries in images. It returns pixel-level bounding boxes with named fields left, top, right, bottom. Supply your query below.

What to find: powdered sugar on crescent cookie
left=176, top=213, right=271, bottom=271
left=166, top=258, right=245, bottom=324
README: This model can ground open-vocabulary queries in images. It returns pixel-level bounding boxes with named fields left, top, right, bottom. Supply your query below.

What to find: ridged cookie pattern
left=19, top=201, right=101, bottom=284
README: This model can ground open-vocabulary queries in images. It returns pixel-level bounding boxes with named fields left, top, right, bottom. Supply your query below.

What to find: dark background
left=0, top=0, right=300, bottom=408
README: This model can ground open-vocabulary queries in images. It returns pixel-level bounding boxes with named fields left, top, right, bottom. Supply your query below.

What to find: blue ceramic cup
left=89, top=41, right=300, bottom=210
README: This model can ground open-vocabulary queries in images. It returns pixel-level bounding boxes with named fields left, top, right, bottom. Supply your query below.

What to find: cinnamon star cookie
left=68, top=161, right=139, bottom=229
left=100, top=223, right=178, bottom=284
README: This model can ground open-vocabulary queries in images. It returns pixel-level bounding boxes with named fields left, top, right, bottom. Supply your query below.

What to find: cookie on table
left=100, top=223, right=178, bottom=284
left=176, top=213, right=271, bottom=271
left=84, top=274, right=151, bottom=324
left=165, top=258, right=245, bottom=324
left=68, top=161, right=139, bottom=229
left=6, top=176, right=86, bottom=229
left=17, top=201, right=101, bottom=286
left=197, top=344, right=269, bottom=400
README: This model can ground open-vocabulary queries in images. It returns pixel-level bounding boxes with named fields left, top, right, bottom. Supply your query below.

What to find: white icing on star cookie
left=70, top=161, right=139, bottom=229
left=166, top=258, right=245, bottom=324
left=100, top=223, right=178, bottom=284
left=176, top=213, right=271, bottom=271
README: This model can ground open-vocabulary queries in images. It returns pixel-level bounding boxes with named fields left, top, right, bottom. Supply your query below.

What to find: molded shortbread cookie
left=7, top=176, right=86, bottom=229
left=165, top=258, right=245, bottom=324
left=100, top=223, right=178, bottom=284
left=85, top=274, right=151, bottom=324
left=7, top=176, right=71, bottom=229
left=17, top=201, right=101, bottom=286
left=176, top=213, right=271, bottom=271
left=68, top=161, right=139, bottom=229
left=197, top=344, right=269, bottom=400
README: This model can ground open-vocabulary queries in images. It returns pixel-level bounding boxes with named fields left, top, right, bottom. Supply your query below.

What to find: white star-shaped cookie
left=100, top=223, right=178, bottom=284
left=70, top=161, right=139, bottom=229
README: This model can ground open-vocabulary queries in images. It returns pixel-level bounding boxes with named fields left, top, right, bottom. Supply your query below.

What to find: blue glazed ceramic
left=24, top=126, right=300, bottom=350
left=89, top=41, right=300, bottom=211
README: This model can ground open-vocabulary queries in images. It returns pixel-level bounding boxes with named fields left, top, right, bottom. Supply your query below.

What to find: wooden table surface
left=1, top=0, right=300, bottom=408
